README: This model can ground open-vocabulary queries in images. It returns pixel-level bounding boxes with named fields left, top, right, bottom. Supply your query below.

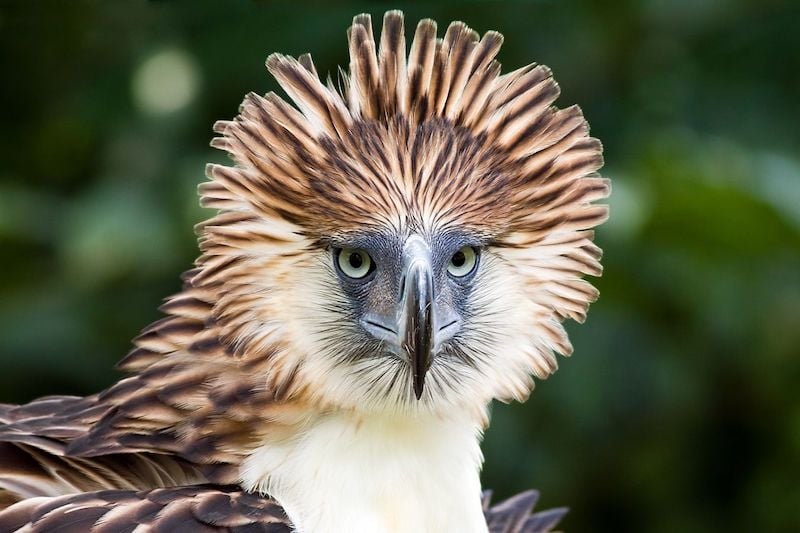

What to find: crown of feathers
left=205, top=11, right=608, bottom=246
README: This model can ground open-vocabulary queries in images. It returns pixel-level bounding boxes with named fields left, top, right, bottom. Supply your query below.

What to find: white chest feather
left=241, top=411, right=488, bottom=533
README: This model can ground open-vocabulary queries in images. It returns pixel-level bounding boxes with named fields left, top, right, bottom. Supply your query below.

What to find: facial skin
left=330, top=231, right=482, bottom=400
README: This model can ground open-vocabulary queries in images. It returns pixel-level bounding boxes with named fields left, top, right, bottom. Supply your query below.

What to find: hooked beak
left=400, top=237, right=434, bottom=400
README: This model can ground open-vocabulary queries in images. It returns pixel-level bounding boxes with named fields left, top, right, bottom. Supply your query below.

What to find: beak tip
left=413, top=382, right=424, bottom=400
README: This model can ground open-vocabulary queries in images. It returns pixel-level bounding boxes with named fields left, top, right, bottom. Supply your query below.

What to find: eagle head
left=198, top=11, right=608, bottom=417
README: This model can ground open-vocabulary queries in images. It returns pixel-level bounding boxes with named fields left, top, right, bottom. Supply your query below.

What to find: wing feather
left=0, top=486, right=564, bottom=532
left=484, top=490, right=568, bottom=533
left=0, top=485, right=290, bottom=532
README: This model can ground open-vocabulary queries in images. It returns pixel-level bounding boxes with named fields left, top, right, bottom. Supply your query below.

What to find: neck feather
left=241, top=408, right=489, bottom=533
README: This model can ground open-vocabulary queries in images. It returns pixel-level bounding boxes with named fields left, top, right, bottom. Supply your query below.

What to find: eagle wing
left=0, top=394, right=233, bottom=505
left=0, top=484, right=565, bottom=533
left=0, top=267, right=285, bottom=485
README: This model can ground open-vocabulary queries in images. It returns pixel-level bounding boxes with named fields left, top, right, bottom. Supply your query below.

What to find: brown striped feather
left=0, top=485, right=563, bottom=533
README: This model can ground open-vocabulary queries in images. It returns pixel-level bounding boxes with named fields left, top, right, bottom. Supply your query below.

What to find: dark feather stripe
left=442, top=22, right=478, bottom=118
left=378, top=10, right=406, bottom=116
left=297, top=53, right=318, bottom=78
left=348, top=15, right=380, bottom=119
left=407, top=19, right=437, bottom=116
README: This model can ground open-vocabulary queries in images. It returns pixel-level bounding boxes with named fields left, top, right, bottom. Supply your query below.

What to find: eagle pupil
left=349, top=253, right=363, bottom=269
left=452, top=251, right=466, bottom=267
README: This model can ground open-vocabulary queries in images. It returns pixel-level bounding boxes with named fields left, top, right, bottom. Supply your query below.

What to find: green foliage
left=1, top=1, right=798, bottom=531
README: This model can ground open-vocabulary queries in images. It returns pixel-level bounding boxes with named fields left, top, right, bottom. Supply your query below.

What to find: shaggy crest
left=206, top=11, right=607, bottom=240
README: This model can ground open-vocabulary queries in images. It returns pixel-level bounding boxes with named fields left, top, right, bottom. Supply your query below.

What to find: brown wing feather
left=0, top=263, right=292, bottom=503
left=0, top=485, right=564, bottom=533
left=0, top=439, right=210, bottom=504
left=0, top=390, right=237, bottom=506
left=483, top=490, right=569, bottom=533
left=0, top=485, right=291, bottom=532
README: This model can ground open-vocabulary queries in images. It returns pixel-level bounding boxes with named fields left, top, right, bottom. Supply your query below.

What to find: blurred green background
left=1, top=0, right=798, bottom=531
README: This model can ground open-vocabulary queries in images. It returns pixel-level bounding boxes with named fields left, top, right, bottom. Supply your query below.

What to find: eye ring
left=335, top=248, right=375, bottom=280
left=447, top=246, right=479, bottom=278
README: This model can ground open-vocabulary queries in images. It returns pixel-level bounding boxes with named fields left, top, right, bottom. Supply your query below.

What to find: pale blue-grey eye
left=447, top=246, right=478, bottom=277
left=337, top=248, right=374, bottom=279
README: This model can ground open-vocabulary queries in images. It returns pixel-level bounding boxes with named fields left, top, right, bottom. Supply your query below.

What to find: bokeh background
left=1, top=0, right=798, bottom=531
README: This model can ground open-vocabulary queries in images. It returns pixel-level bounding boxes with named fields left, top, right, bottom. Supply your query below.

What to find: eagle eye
left=336, top=248, right=375, bottom=279
left=447, top=246, right=479, bottom=278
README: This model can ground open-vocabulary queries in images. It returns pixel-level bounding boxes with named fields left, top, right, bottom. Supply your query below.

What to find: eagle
left=0, top=10, right=608, bottom=533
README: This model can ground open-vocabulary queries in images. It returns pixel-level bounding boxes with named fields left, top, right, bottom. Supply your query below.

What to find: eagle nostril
left=438, top=320, right=458, bottom=333
left=435, top=318, right=461, bottom=348
left=365, top=319, right=396, bottom=335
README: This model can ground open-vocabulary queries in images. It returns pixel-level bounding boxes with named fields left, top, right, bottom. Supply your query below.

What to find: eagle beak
left=400, top=237, right=434, bottom=400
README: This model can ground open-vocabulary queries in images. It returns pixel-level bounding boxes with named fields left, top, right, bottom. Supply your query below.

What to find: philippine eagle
left=0, top=11, right=608, bottom=533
